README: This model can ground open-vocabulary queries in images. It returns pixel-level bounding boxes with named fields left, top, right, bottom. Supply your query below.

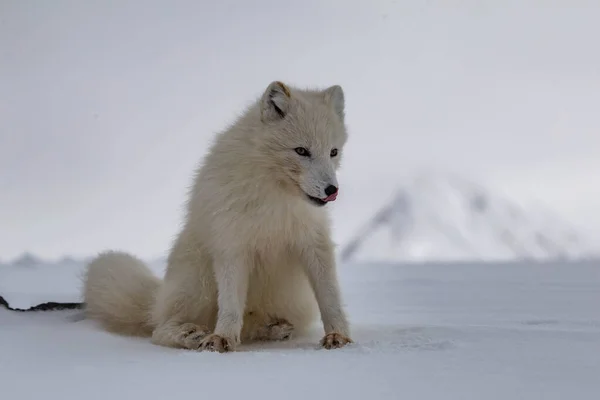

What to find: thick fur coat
left=82, top=81, right=353, bottom=352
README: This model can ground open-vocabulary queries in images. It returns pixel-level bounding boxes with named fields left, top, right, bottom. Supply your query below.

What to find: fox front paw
left=320, top=332, right=353, bottom=350
left=200, top=333, right=236, bottom=353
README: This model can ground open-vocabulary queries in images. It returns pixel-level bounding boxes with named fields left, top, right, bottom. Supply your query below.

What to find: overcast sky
left=1, top=0, right=599, bottom=261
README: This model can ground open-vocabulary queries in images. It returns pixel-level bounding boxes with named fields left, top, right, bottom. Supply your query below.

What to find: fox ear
left=261, top=81, right=291, bottom=122
left=324, top=85, right=345, bottom=120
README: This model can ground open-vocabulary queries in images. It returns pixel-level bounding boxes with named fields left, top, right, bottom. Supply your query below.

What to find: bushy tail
left=82, top=251, right=161, bottom=337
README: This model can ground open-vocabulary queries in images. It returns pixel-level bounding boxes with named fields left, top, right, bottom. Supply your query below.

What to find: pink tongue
left=324, top=192, right=338, bottom=202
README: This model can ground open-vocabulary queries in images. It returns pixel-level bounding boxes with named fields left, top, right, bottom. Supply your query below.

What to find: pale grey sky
left=1, top=0, right=599, bottom=260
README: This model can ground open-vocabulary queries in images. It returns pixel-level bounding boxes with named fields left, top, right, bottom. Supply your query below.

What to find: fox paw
left=320, top=332, right=353, bottom=350
left=200, top=334, right=235, bottom=353
left=261, top=318, right=294, bottom=341
left=178, top=323, right=209, bottom=350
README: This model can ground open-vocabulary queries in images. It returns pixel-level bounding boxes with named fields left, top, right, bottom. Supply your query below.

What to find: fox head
left=258, top=81, right=348, bottom=207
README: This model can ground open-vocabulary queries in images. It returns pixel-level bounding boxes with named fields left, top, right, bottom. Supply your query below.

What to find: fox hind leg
left=151, top=321, right=210, bottom=350
left=242, top=313, right=295, bottom=342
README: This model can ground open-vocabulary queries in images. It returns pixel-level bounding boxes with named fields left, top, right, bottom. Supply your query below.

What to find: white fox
left=82, top=81, right=353, bottom=352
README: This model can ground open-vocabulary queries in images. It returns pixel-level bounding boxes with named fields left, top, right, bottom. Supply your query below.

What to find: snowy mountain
left=340, top=173, right=596, bottom=264
left=2, top=173, right=596, bottom=268
left=8, top=252, right=43, bottom=268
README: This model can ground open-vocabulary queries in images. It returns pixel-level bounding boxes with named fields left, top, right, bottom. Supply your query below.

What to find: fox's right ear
left=260, top=81, right=291, bottom=122
left=324, top=85, right=345, bottom=120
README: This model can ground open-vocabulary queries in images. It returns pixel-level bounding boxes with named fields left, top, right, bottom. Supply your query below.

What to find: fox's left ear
left=324, top=85, right=345, bottom=120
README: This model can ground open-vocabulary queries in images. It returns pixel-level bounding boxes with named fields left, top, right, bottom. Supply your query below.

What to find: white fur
left=82, top=81, right=352, bottom=352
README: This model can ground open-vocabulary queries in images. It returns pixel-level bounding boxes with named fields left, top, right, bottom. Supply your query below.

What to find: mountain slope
left=1, top=173, right=595, bottom=267
left=340, top=173, right=595, bottom=263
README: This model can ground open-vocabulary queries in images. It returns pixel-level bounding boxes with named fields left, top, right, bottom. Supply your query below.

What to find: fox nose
left=324, top=185, right=338, bottom=197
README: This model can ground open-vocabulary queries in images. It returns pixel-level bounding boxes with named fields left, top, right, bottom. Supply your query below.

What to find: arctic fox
left=82, top=81, right=353, bottom=352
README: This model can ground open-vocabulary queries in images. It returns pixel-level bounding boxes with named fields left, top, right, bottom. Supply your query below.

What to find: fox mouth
left=304, top=191, right=338, bottom=207
left=306, top=194, right=328, bottom=206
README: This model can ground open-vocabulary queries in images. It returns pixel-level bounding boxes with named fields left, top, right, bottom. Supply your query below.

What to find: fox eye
left=330, top=148, right=338, bottom=157
left=295, top=147, right=311, bottom=157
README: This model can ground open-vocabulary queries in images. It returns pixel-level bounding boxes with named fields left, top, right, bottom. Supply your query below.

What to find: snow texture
left=341, top=172, right=596, bottom=263
left=1, top=258, right=599, bottom=399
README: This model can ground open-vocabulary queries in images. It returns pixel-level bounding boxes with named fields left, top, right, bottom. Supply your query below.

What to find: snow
left=2, top=259, right=600, bottom=399
left=341, top=173, right=596, bottom=263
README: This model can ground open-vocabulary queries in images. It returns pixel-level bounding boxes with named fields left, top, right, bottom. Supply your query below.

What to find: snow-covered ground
left=1, top=260, right=599, bottom=399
